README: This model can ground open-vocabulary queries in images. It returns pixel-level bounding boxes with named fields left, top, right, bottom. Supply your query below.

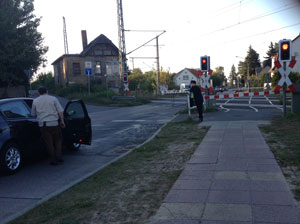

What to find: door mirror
left=64, top=101, right=85, bottom=119
left=67, top=110, right=76, bottom=116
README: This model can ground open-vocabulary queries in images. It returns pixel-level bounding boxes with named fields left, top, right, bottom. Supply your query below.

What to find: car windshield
left=0, top=101, right=31, bottom=119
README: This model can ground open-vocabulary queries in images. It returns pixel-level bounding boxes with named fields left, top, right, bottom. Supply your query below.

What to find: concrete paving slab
left=164, top=190, right=208, bottom=203
left=247, top=164, right=281, bottom=172
left=251, top=191, right=298, bottom=206
left=202, top=203, right=252, bottom=222
left=207, top=190, right=251, bottom=204
left=211, top=180, right=250, bottom=191
left=179, top=170, right=214, bottom=180
left=250, top=180, right=290, bottom=192
left=248, top=172, right=285, bottom=181
left=188, top=156, right=218, bottom=164
left=151, top=203, right=205, bottom=221
left=252, top=205, right=300, bottom=223
left=215, top=161, right=248, bottom=171
left=214, top=171, right=248, bottom=180
left=173, top=180, right=211, bottom=190
left=246, top=158, right=278, bottom=165
left=184, top=164, right=216, bottom=171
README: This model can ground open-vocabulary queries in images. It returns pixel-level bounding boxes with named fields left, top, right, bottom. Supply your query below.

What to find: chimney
left=81, top=30, right=88, bottom=50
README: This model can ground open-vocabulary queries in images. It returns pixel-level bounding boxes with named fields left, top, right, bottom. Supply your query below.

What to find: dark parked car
left=0, top=98, right=92, bottom=174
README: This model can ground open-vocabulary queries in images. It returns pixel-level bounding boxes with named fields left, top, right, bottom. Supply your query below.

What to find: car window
left=65, top=101, right=85, bottom=119
left=0, top=101, right=31, bottom=119
left=24, top=99, right=33, bottom=109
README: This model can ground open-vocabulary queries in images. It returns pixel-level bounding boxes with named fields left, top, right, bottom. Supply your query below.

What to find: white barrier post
left=187, top=94, right=191, bottom=117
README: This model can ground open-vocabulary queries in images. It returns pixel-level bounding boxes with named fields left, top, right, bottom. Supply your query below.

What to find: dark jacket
left=190, top=85, right=203, bottom=106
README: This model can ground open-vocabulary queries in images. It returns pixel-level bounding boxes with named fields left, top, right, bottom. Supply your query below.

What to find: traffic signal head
left=279, top=39, right=291, bottom=61
left=123, top=73, right=128, bottom=82
left=200, top=56, right=210, bottom=71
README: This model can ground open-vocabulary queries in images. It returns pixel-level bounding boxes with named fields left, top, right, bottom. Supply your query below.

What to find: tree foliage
left=31, top=72, right=55, bottom=92
left=0, top=0, right=48, bottom=87
left=228, top=64, right=237, bottom=86
left=128, top=68, right=176, bottom=93
left=211, top=66, right=226, bottom=87
left=263, top=42, right=278, bottom=67
left=238, top=46, right=260, bottom=81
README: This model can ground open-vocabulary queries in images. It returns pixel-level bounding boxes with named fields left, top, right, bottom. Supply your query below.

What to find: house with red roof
left=174, top=68, right=200, bottom=87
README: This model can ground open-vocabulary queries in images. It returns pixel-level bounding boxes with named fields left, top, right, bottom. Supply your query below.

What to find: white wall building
left=174, top=68, right=200, bottom=86
left=292, top=33, right=300, bottom=73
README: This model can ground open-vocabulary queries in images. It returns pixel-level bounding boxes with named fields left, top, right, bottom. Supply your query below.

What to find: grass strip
left=10, top=119, right=208, bottom=224
left=260, top=113, right=300, bottom=201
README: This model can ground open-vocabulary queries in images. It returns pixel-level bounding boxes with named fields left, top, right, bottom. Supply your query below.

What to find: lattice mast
left=117, top=0, right=128, bottom=77
left=63, top=16, right=69, bottom=54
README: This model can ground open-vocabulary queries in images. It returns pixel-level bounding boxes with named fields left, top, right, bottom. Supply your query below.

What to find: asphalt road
left=0, top=92, right=287, bottom=223
left=0, top=97, right=186, bottom=224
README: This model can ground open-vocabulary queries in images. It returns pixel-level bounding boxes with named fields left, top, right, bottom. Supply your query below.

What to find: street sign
left=199, top=70, right=214, bottom=93
left=24, top=70, right=34, bottom=79
left=85, top=61, right=92, bottom=69
left=85, top=68, right=92, bottom=76
left=274, top=59, right=297, bottom=93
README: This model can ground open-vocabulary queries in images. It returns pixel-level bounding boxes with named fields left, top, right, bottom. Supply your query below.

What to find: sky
left=34, top=0, right=300, bottom=77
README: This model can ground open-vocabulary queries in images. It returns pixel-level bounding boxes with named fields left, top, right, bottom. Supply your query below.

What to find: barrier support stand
left=283, top=62, right=287, bottom=116
left=187, top=94, right=191, bottom=118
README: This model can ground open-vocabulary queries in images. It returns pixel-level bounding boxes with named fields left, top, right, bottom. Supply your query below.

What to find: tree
left=228, top=64, right=237, bottom=86
left=263, top=42, right=278, bottom=67
left=0, top=0, right=48, bottom=88
left=238, top=46, right=260, bottom=81
left=211, top=66, right=225, bottom=87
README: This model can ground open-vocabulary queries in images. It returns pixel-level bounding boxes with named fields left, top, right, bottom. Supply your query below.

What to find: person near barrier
left=190, top=80, right=204, bottom=121
left=31, top=87, right=66, bottom=165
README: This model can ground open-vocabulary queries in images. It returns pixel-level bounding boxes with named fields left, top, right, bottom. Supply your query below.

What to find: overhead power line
left=224, top=22, right=300, bottom=44
left=201, top=2, right=298, bottom=37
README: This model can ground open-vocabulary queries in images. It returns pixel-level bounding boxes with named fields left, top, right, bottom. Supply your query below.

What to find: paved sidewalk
left=149, top=120, right=300, bottom=224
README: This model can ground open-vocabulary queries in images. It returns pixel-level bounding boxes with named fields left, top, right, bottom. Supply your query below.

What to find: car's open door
left=63, top=100, right=92, bottom=145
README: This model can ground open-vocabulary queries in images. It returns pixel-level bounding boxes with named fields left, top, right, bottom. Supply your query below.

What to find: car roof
left=0, top=98, right=33, bottom=105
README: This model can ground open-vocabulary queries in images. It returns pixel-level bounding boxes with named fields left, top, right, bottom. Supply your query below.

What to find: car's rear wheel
left=68, top=142, right=81, bottom=151
left=0, top=143, right=22, bottom=175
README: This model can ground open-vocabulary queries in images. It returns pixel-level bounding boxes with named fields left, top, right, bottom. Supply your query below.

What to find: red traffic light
left=202, top=59, right=207, bottom=64
left=282, top=43, right=289, bottom=50
left=123, top=73, right=128, bottom=82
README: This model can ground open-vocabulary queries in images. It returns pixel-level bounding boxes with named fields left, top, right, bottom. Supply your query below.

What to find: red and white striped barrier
left=203, top=90, right=277, bottom=100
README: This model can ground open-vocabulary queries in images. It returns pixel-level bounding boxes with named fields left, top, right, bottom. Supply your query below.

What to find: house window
left=95, top=62, right=101, bottom=75
left=72, top=63, right=81, bottom=76
left=104, top=50, right=111, bottom=56
left=106, top=61, right=112, bottom=75
left=183, top=75, right=189, bottom=80
left=94, top=49, right=103, bottom=56
left=113, top=61, right=119, bottom=74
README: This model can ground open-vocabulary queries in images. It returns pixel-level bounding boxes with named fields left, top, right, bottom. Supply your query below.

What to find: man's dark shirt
left=190, top=85, right=203, bottom=106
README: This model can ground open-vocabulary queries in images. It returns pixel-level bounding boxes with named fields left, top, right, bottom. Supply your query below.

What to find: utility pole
left=156, top=36, right=160, bottom=95
left=117, top=0, right=129, bottom=94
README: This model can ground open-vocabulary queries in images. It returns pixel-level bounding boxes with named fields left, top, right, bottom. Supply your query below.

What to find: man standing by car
left=190, top=80, right=204, bottom=121
left=31, top=87, right=65, bottom=165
